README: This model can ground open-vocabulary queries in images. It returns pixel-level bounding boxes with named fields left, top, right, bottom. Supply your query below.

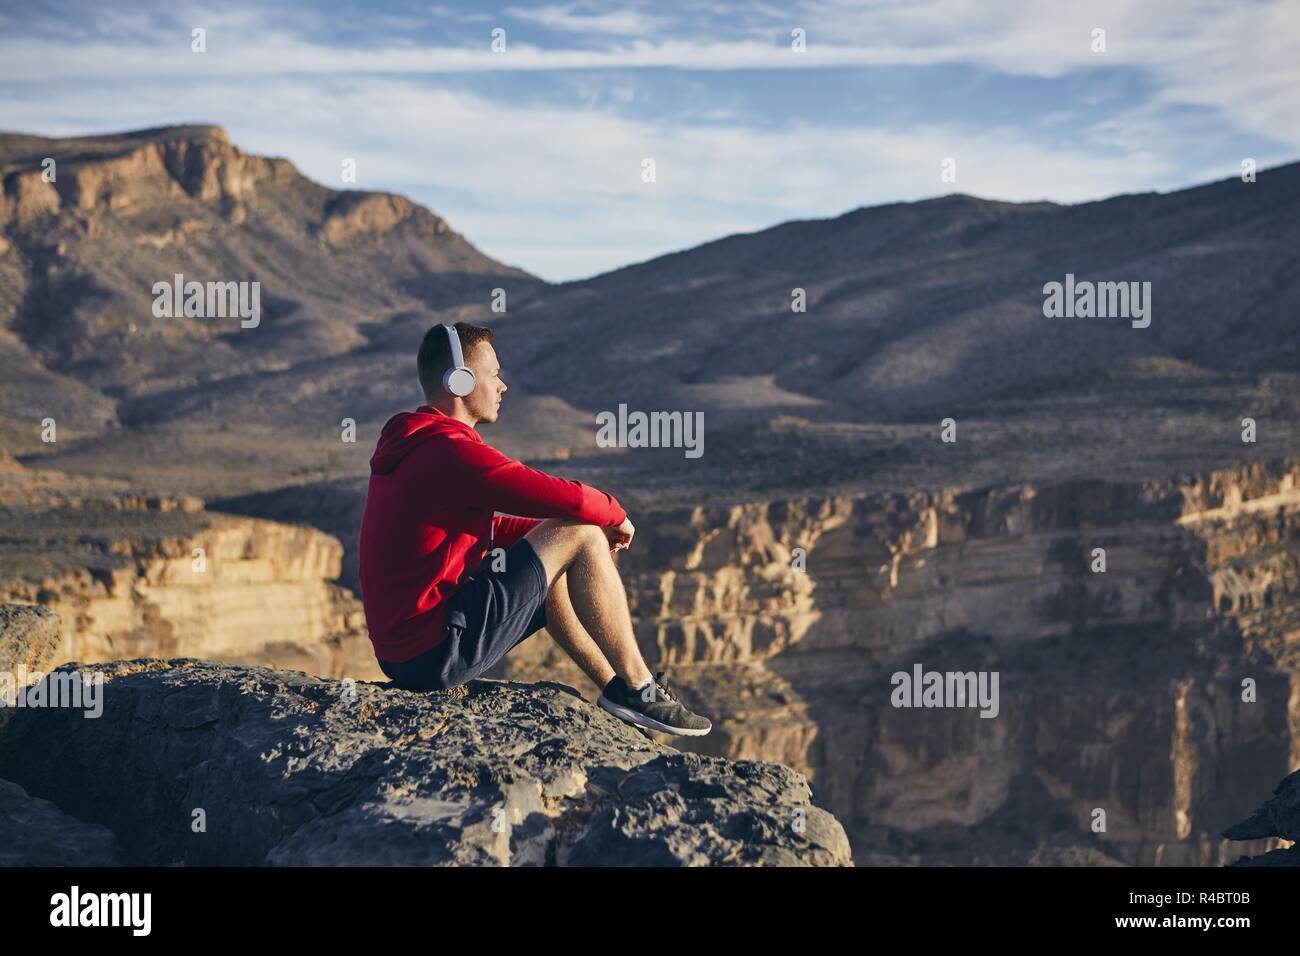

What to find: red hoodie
left=358, top=405, right=627, bottom=663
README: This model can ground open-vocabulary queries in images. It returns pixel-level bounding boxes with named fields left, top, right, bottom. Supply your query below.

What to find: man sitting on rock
left=358, top=322, right=712, bottom=737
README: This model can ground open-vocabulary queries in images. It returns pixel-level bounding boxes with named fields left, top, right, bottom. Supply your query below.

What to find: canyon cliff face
left=501, top=457, right=1300, bottom=865
left=8, top=448, right=1291, bottom=865
left=0, top=459, right=381, bottom=680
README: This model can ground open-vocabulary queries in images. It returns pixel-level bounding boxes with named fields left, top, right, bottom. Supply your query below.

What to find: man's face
left=465, top=341, right=507, bottom=424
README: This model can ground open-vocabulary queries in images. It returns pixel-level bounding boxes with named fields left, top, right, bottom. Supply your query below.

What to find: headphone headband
left=444, top=324, right=465, bottom=368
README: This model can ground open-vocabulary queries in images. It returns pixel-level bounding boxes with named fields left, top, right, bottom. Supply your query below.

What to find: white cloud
left=800, top=0, right=1300, bottom=146
left=0, top=69, right=1195, bottom=282
left=502, top=3, right=673, bottom=36
left=1, top=0, right=1294, bottom=151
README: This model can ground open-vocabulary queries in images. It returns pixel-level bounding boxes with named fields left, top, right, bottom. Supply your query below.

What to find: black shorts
left=379, top=538, right=550, bottom=692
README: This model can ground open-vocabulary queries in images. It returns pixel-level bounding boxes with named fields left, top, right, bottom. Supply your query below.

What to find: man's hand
left=603, top=517, right=635, bottom=553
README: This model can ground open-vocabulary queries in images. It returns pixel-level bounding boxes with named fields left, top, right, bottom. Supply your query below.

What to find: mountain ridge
left=4, top=124, right=1298, bottom=514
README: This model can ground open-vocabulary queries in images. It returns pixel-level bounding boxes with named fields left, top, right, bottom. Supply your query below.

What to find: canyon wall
left=6, top=448, right=1296, bottom=865
left=503, top=458, right=1300, bottom=865
left=0, top=462, right=381, bottom=680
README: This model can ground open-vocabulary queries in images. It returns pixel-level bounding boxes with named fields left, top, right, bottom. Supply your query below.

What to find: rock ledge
left=0, top=656, right=851, bottom=866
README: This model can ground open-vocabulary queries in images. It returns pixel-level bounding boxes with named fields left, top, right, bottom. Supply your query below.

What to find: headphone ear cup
left=444, top=366, right=476, bottom=397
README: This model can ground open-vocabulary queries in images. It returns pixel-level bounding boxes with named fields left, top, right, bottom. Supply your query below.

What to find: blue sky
left=1, top=0, right=1297, bottom=281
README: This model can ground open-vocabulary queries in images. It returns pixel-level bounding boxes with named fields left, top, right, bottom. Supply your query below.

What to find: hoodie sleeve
left=492, top=515, right=543, bottom=550
left=439, top=438, right=627, bottom=527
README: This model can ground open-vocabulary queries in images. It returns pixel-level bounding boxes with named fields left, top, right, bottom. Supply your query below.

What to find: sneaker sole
left=597, top=696, right=712, bottom=737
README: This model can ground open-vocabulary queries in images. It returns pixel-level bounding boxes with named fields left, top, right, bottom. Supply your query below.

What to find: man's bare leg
left=543, top=571, right=616, bottom=690
left=525, top=518, right=653, bottom=690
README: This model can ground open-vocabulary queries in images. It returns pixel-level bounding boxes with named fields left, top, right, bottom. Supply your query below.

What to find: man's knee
left=577, top=522, right=606, bottom=547
left=527, top=520, right=606, bottom=583
left=537, top=518, right=604, bottom=548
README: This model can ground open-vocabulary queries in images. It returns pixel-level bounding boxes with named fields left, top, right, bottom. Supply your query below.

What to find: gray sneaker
left=598, top=671, right=712, bottom=737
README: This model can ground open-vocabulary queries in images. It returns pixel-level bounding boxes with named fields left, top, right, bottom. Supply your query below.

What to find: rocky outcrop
left=0, top=778, right=119, bottom=865
left=0, top=602, right=61, bottom=739
left=0, top=466, right=382, bottom=680
left=0, top=126, right=452, bottom=242
left=502, top=458, right=1300, bottom=865
left=0, top=657, right=851, bottom=866
left=317, top=191, right=449, bottom=246
left=0, top=126, right=283, bottom=225
left=1224, top=770, right=1300, bottom=866
left=0, top=602, right=60, bottom=674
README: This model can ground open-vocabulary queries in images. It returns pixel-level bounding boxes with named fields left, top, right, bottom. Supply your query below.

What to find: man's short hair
left=418, top=322, right=493, bottom=398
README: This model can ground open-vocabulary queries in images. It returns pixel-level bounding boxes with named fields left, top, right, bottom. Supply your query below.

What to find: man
left=358, top=321, right=711, bottom=737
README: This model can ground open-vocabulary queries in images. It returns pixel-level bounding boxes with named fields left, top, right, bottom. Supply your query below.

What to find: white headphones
left=441, top=324, right=476, bottom=397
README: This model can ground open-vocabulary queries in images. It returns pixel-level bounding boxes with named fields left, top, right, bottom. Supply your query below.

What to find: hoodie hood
left=370, top=405, right=480, bottom=475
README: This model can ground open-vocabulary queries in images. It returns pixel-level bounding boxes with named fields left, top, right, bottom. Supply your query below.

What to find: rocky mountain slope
left=508, top=170, right=1300, bottom=425
left=0, top=124, right=536, bottom=391
left=0, top=124, right=549, bottom=480
left=9, top=126, right=1298, bottom=507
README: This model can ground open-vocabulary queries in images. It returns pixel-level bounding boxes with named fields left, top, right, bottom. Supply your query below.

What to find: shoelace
left=651, top=671, right=679, bottom=703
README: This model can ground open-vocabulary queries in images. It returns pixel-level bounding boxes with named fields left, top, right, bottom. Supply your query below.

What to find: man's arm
left=491, top=515, right=543, bottom=550
left=440, top=438, right=627, bottom=527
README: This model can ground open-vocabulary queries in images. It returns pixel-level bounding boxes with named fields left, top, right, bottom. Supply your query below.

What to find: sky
left=1, top=0, right=1297, bottom=282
